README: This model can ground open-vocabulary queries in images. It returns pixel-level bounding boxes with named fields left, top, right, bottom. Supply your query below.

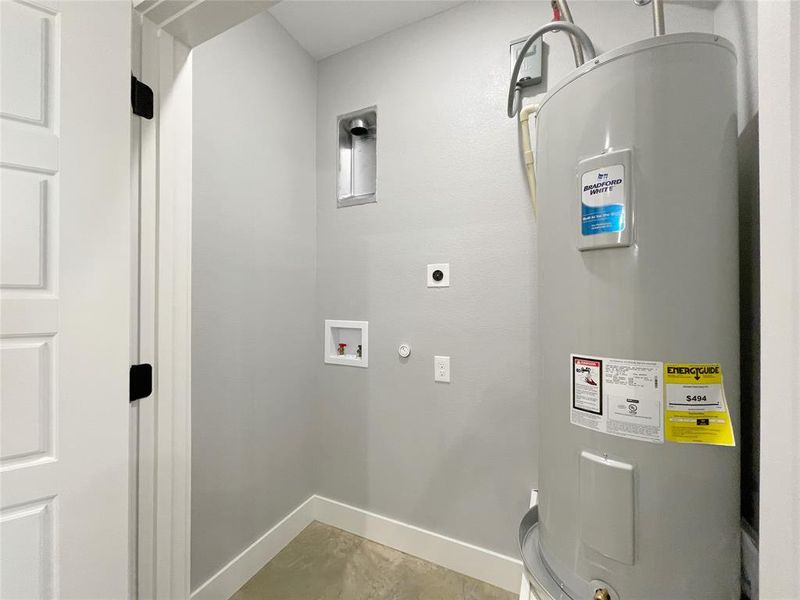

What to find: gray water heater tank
left=533, top=33, right=740, bottom=599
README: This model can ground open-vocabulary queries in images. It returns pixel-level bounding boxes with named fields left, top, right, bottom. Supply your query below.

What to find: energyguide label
left=570, top=355, right=735, bottom=446
left=664, top=363, right=735, bottom=446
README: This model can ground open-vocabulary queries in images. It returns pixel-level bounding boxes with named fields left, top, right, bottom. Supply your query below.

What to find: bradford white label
left=580, top=164, right=626, bottom=236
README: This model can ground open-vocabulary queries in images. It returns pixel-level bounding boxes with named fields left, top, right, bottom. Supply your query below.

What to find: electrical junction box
left=510, top=36, right=543, bottom=87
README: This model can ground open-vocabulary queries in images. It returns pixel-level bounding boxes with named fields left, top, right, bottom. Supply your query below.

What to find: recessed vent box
left=337, top=107, right=377, bottom=208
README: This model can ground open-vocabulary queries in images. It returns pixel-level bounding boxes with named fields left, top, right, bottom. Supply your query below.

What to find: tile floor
left=229, top=521, right=517, bottom=600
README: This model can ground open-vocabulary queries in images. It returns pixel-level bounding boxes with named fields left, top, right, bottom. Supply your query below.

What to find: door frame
left=756, top=0, right=800, bottom=594
left=149, top=30, right=193, bottom=600
left=132, top=14, right=193, bottom=600
left=132, top=3, right=275, bottom=598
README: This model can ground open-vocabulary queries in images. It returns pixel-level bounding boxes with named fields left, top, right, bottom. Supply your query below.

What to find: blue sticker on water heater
left=581, top=164, right=626, bottom=236
left=581, top=203, right=625, bottom=235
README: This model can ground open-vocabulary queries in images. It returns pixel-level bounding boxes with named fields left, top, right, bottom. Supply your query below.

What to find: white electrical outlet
left=434, top=356, right=450, bottom=383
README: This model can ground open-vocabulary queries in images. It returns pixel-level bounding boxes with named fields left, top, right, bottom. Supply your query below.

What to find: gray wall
left=191, top=12, right=317, bottom=589
left=189, top=0, right=756, bottom=587
left=314, top=0, right=713, bottom=557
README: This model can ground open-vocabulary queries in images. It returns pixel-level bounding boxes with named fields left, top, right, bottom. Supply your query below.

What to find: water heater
left=526, top=33, right=740, bottom=599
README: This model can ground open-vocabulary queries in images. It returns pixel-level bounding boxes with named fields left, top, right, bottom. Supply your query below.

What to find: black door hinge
left=131, top=75, right=154, bottom=119
left=130, top=363, right=153, bottom=402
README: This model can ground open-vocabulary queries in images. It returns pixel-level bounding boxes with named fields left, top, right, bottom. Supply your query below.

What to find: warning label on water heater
left=581, top=164, right=626, bottom=236
left=571, top=354, right=664, bottom=444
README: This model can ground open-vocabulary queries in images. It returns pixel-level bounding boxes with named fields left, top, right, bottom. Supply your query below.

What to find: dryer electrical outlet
left=427, top=263, right=450, bottom=287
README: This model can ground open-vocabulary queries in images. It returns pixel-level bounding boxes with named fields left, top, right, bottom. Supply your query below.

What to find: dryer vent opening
left=348, top=117, right=369, bottom=136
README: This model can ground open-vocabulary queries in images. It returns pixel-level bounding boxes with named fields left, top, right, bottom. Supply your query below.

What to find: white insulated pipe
left=519, top=103, right=540, bottom=218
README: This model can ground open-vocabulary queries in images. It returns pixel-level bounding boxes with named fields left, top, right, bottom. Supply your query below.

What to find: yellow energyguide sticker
left=663, top=363, right=735, bottom=446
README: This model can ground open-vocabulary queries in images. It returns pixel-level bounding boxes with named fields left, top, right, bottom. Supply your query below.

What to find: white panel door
left=1, top=1, right=131, bottom=598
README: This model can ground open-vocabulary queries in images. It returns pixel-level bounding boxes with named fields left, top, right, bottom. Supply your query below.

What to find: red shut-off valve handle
left=551, top=0, right=562, bottom=21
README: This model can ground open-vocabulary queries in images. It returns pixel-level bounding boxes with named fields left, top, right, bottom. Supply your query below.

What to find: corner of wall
left=712, top=0, right=761, bottom=569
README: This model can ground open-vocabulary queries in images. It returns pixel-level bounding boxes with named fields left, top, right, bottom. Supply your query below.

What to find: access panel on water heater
left=577, top=148, right=633, bottom=251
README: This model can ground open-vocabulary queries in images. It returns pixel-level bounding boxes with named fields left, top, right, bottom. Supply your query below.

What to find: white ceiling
left=269, top=1, right=464, bottom=60
left=135, top=0, right=279, bottom=48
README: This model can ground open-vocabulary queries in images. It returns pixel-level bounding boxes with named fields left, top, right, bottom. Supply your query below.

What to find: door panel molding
left=0, top=1, right=131, bottom=598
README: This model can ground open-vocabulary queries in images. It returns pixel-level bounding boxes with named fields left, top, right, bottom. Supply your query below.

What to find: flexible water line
left=652, top=0, right=666, bottom=35
left=634, top=0, right=666, bottom=36
left=555, top=0, right=585, bottom=67
left=507, top=21, right=596, bottom=118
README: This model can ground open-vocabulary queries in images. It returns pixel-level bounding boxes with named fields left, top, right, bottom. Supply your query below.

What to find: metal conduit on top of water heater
left=514, top=1, right=740, bottom=599
left=507, top=0, right=597, bottom=217
left=510, top=0, right=666, bottom=218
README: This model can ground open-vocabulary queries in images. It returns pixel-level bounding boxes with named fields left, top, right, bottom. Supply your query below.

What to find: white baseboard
left=314, top=496, right=522, bottom=593
left=191, top=495, right=523, bottom=600
left=190, top=496, right=316, bottom=600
